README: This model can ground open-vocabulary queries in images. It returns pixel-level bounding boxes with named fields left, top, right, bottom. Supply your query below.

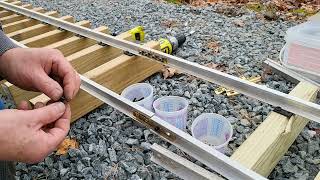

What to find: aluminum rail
left=1, top=1, right=320, bottom=123
left=79, top=74, right=266, bottom=180
left=151, top=143, right=224, bottom=180
left=264, top=59, right=320, bottom=87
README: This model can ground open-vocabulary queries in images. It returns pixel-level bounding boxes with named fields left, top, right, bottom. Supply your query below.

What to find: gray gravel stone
left=122, top=161, right=137, bottom=174
left=108, top=148, right=117, bottom=162
left=126, top=138, right=139, bottom=145
left=141, top=142, right=152, bottom=151
left=60, top=168, right=69, bottom=177
left=130, top=174, right=142, bottom=180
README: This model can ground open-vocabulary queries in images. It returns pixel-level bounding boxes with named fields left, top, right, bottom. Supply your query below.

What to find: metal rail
left=1, top=1, right=320, bottom=123
left=264, top=59, right=320, bottom=87
left=79, top=75, right=266, bottom=180
left=150, top=143, right=224, bottom=180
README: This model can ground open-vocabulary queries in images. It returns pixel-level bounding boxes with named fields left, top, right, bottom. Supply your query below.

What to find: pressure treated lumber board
left=315, top=172, right=320, bottom=180
left=45, top=26, right=110, bottom=56
left=21, top=20, right=91, bottom=47
left=0, top=14, right=26, bottom=25
left=8, top=15, right=73, bottom=41
left=0, top=10, right=14, bottom=17
left=7, top=31, right=132, bottom=104
left=2, top=9, right=54, bottom=34
left=231, top=82, right=319, bottom=177
left=30, top=41, right=162, bottom=122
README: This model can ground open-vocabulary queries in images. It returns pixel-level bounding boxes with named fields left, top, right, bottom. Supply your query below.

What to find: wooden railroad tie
left=0, top=0, right=319, bottom=179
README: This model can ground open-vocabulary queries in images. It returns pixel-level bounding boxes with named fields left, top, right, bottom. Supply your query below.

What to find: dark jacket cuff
left=0, top=30, right=18, bottom=56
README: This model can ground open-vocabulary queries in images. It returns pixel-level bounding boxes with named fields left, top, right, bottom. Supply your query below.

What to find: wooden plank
left=2, top=10, right=56, bottom=34
left=9, top=1, right=21, bottom=5
left=8, top=15, right=73, bottom=41
left=7, top=16, right=74, bottom=41
left=315, top=172, right=320, bottom=180
left=7, top=31, right=130, bottom=104
left=20, top=3, right=32, bottom=9
left=21, top=20, right=91, bottom=47
left=231, top=82, right=319, bottom=177
left=0, top=10, right=14, bottom=17
left=30, top=41, right=162, bottom=122
left=46, top=26, right=110, bottom=56
left=67, top=31, right=132, bottom=74
left=0, top=13, right=26, bottom=24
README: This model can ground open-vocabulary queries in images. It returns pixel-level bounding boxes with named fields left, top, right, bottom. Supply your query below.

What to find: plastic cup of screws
left=191, top=113, right=233, bottom=154
left=121, top=83, right=154, bottom=111
left=153, top=96, right=189, bottom=131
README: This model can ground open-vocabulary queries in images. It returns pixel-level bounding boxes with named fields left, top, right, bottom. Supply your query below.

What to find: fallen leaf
left=161, top=67, right=179, bottom=79
left=161, top=20, right=178, bottom=28
left=207, top=40, right=220, bottom=54
left=233, top=19, right=245, bottom=27
left=204, top=62, right=227, bottom=72
left=190, top=0, right=207, bottom=7
left=56, top=138, right=79, bottom=155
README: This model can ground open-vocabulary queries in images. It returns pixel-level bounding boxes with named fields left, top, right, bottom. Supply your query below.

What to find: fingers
left=50, top=51, right=80, bottom=101
left=34, top=71, right=64, bottom=101
left=43, top=103, right=70, bottom=152
left=29, top=102, right=66, bottom=126
left=17, top=101, right=30, bottom=110
left=34, top=102, right=45, bottom=109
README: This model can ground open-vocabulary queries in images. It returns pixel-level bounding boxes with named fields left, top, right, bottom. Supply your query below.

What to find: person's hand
left=0, top=48, right=80, bottom=101
left=0, top=101, right=70, bottom=163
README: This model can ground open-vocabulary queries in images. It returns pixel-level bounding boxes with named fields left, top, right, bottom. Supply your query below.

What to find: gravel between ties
left=4, top=0, right=318, bottom=179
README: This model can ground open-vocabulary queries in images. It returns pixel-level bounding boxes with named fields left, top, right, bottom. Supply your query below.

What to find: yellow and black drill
left=159, top=35, right=186, bottom=55
left=129, top=26, right=186, bottom=55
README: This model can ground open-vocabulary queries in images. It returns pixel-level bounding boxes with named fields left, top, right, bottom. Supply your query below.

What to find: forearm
left=0, top=30, right=18, bottom=56
left=0, top=29, right=18, bottom=80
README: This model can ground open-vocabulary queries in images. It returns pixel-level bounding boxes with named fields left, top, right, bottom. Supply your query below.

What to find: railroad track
left=0, top=0, right=320, bottom=179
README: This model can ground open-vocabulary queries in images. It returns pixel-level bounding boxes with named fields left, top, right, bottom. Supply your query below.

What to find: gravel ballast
left=1, top=0, right=318, bottom=179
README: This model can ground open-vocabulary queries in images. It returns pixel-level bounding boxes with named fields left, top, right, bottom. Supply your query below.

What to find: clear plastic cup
left=153, top=96, right=188, bottom=131
left=191, top=113, right=233, bottom=154
left=121, top=83, right=154, bottom=111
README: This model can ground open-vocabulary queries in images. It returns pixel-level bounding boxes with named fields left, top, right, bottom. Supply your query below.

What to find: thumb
left=30, top=102, right=66, bottom=126
left=34, top=71, right=63, bottom=101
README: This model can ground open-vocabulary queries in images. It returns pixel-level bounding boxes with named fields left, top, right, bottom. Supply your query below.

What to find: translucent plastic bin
left=280, top=20, right=320, bottom=81
left=191, top=113, right=233, bottom=153
left=153, top=96, right=188, bottom=131
left=121, top=83, right=154, bottom=111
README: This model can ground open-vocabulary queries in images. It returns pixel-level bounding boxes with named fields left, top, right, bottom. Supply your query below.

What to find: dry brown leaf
left=161, top=67, right=179, bottom=79
left=234, top=19, right=245, bottom=27
left=204, top=62, right=227, bottom=72
left=161, top=20, right=178, bottom=28
left=190, top=0, right=207, bottom=7
left=207, top=40, right=220, bottom=54
left=56, top=138, right=79, bottom=155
